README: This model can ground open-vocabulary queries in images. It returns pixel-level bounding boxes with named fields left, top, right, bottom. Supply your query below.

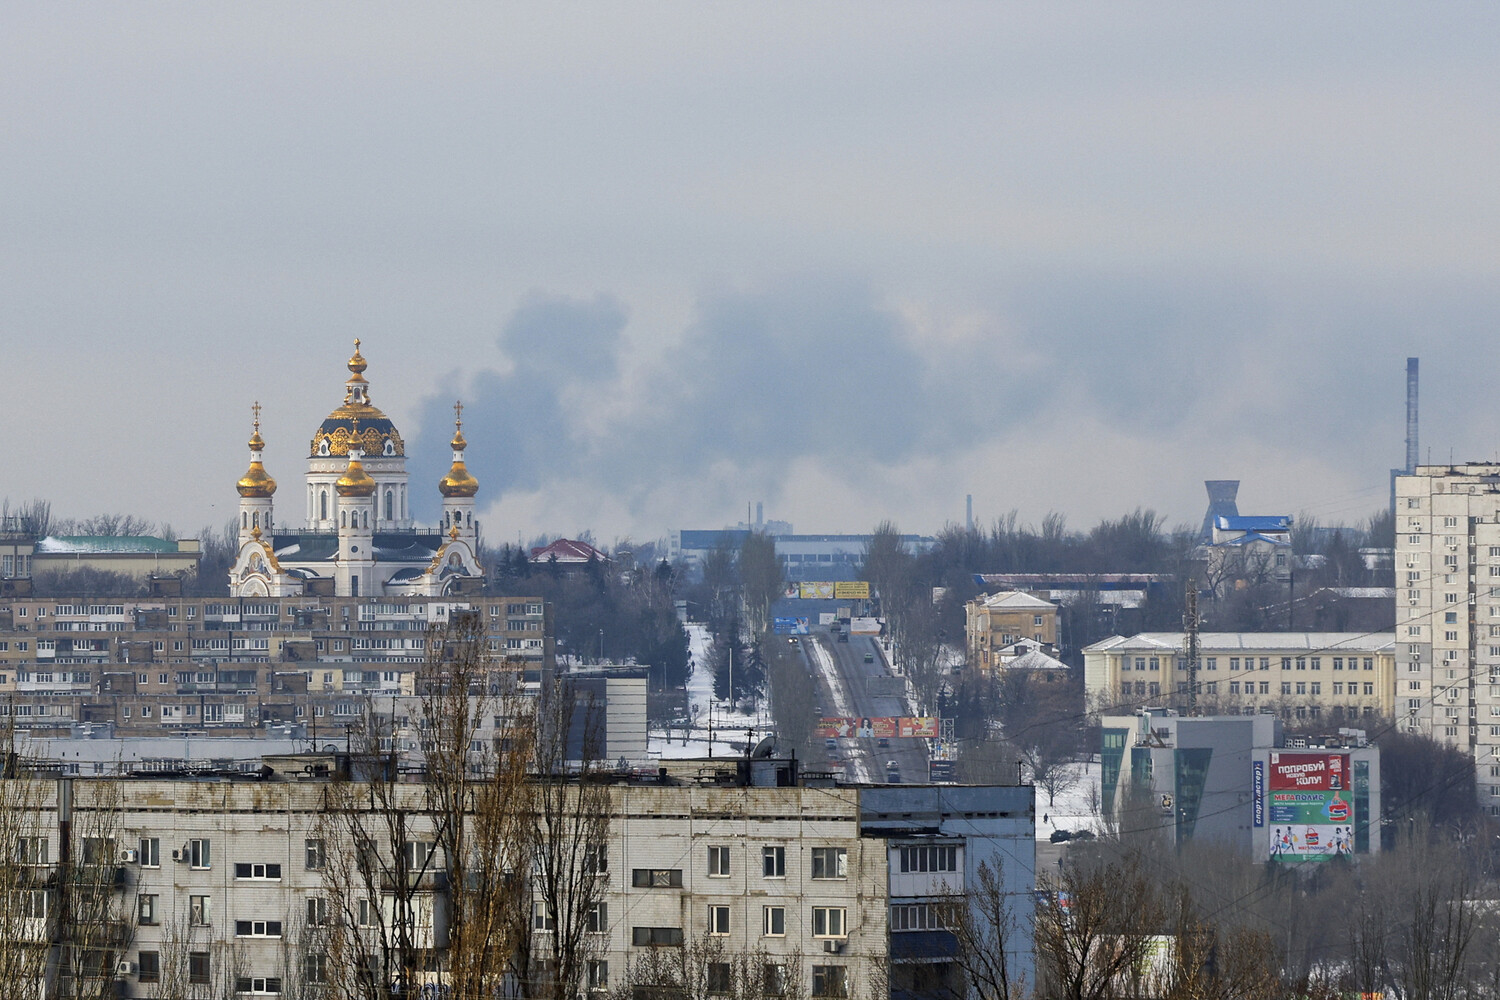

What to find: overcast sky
left=3, top=5, right=1498, bottom=546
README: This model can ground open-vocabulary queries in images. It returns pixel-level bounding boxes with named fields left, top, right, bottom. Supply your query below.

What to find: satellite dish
left=751, top=736, right=776, bottom=759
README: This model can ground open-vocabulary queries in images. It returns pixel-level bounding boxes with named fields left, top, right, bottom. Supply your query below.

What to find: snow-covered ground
left=649, top=623, right=769, bottom=760
left=1034, top=760, right=1103, bottom=840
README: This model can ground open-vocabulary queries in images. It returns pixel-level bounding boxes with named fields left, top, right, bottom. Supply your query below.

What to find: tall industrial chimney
left=1405, top=357, right=1419, bottom=472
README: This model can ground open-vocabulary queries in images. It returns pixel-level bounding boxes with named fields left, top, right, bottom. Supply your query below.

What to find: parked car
left=1049, top=829, right=1073, bottom=843
left=837, top=633, right=849, bottom=643
left=863, top=652, right=874, bottom=663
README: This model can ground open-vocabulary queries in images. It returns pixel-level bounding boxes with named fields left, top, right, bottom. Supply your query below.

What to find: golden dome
left=440, top=460, right=479, bottom=498
left=439, top=401, right=479, bottom=498
left=336, top=455, right=377, bottom=498
left=237, top=404, right=277, bottom=498
left=309, top=340, right=405, bottom=458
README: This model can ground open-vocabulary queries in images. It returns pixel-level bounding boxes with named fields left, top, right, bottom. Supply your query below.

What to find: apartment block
left=0, top=595, right=553, bottom=737
left=0, top=757, right=1035, bottom=999
left=1394, top=464, right=1500, bottom=811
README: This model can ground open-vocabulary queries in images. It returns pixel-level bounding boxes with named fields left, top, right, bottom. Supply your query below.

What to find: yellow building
left=964, top=591, right=1058, bottom=673
left=1083, top=632, right=1396, bottom=724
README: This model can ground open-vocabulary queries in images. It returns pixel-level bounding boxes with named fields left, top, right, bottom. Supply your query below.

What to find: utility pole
left=1184, top=581, right=1200, bottom=716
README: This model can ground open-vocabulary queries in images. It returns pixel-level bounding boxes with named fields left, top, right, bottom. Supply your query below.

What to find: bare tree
left=738, top=531, right=782, bottom=638
left=515, top=678, right=611, bottom=1000
left=951, top=860, right=1026, bottom=1000
left=1034, top=850, right=1169, bottom=1000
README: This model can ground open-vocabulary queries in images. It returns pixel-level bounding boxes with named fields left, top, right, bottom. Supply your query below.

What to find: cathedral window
left=362, top=510, right=369, bottom=529
left=242, top=513, right=248, bottom=529
left=341, top=511, right=346, bottom=528
left=252, top=512, right=259, bottom=529
left=385, top=491, right=393, bottom=522
left=320, top=491, right=328, bottom=521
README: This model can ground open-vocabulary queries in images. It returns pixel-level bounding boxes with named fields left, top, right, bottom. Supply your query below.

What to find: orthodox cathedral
left=228, top=341, right=484, bottom=597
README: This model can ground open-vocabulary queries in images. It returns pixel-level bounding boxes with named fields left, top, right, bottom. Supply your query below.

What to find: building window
left=588, top=961, right=608, bottom=993
left=812, top=907, right=847, bottom=938
left=708, top=845, right=731, bottom=877
left=190, top=895, right=211, bottom=926
left=762, top=846, right=785, bottom=878
left=305, top=839, right=325, bottom=870
left=305, top=896, right=330, bottom=927
left=812, top=965, right=848, bottom=998
left=304, top=954, right=328, bottom=985
left=137, top=893, right=158, bottom=926
left=234, top=862, right=282, bottom=880
left=189, top=952, right=211, bottom=985
left=583, top=844, right=608, bottom=875
left=811, top=847, right=847, bottom=880
left=587, top=902, right=608, bottom=933
left=708, top=905, right=730, bottom=935
left=631, top=926, right=684, bottom=947
left=234, top=920, right=284, bottom=938
left=898, top=844, right=958, bottom=873
left=534, top=903, right=556, bottom=932
left=138, top=951, right=160, bottom=984
left=189, top=838, right=210, bottom=870
left=632, top=868, right=683, bottom=888
left=763, top=906, right=786, bottom=936
left=234, top=978, right=283, bottom=995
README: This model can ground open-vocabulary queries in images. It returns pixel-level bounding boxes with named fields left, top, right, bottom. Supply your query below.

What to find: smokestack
left=966, top=494, right=973, bottom=532
left=1405, top=357, right=1419, bottom=472
left=756, top=502, right=763, bottom=527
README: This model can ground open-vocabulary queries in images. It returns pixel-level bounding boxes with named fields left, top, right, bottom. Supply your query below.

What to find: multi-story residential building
left=0, top=595, right=553, bottom=736
left=0, top=756, right=1035, bottom=999
left=669, top=531, right=936, bottom=583
left=1394, top=463, right=1500, bottom=811
left=1083, top=632, right=1396, bottom=722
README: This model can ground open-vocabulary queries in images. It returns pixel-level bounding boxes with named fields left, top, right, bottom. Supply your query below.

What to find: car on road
left=863, top=652, right=874, bottom=663
left=877, top=737, right=890, bottom=748
left=825, top=738, right=838, bottom=751
left=885, top=761, right=901, bottom=783
left=837, top=632, right=848, bottom=643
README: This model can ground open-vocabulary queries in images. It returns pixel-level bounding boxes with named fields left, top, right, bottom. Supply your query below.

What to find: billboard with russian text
left=1268, top=751, right=1350, bottom=791
left=815, top=717, right=938, bottom=739
left=834, top=581, right=870, bottom=600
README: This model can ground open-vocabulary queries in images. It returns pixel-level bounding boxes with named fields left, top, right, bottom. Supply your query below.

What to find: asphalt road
left=808, top=628, right=929, bottom=783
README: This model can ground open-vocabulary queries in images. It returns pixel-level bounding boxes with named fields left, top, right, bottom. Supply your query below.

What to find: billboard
left=773, top=616, right=810, bottom=635
left=1268, top=751, right=1350, bottom=791
left=849, top=616, right=882, bottom=635
left=815, top=717, right=939, bottom=739
left=798, top=582, right=835, bottom=599
left=1267, top=753, right=1355, bottom=860
left=834, top=581, right=870, bottom=600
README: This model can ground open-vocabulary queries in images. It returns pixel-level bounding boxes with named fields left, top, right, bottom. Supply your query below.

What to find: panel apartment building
left=1395, top=463, right=1500, bottom=811
left=0, top=756, right=1035, bottom=1000
left=0, top=595, right=552, bottom=737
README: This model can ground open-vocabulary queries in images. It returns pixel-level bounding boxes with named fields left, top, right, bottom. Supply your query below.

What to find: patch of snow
left=1035, top=760, right=1103, bottom=840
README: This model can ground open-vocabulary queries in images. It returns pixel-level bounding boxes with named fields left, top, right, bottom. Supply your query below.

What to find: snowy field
left=1035, top=760, right=1103, bottom=840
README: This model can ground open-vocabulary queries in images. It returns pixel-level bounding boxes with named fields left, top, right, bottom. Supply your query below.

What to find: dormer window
left=318, top=440, right=330, bottom=457
left=384, top=440, right=395, bottom=456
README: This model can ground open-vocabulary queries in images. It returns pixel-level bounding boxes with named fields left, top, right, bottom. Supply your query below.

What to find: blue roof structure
left=1215, top=515, right=1291, bottom=533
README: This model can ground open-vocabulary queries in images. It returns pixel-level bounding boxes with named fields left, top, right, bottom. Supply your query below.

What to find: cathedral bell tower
left=439, top=401, right=480, bottom=545
left=236, top=403, right=277, bottom=545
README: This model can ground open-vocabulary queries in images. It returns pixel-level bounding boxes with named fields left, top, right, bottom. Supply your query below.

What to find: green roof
left=37, top=536, right=182, bottom=555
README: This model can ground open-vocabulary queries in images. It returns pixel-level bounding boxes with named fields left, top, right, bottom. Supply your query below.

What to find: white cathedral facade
left=228, top=341, right=484, bottom=598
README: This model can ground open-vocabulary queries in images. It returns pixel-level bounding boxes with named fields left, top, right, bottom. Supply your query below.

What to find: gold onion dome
left=439, top=404, right=479, bottom=498
left=336, top=455, right=377, bottom=497
left=237, top=406, right=277, bottom=498
left=310, top=339, right=405, bottom=458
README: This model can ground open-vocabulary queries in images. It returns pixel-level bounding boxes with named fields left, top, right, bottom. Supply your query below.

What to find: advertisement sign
left=819, top=613, right=836, bottom=626
left=1267, top=788, right=1355, bottom=860
left=815, top=717, right=939, bottom=739
left=773, top=616, right=809, bottom=635
left=834, top=581, right=870, bottom=600
left=929, top=760, right=956, bottom=783
left=799, top=582, right=835, bottom=600
left=1252, top=761, right=1265, bottom=828
left=849, top=616, right=882, bottom=635
left=1268, top=752, right=1349, bottom=791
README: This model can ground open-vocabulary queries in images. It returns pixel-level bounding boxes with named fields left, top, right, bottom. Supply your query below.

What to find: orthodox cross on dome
left=251, top=400, right=262, bottom=430
left=454, top=400, right=463, bottom=426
